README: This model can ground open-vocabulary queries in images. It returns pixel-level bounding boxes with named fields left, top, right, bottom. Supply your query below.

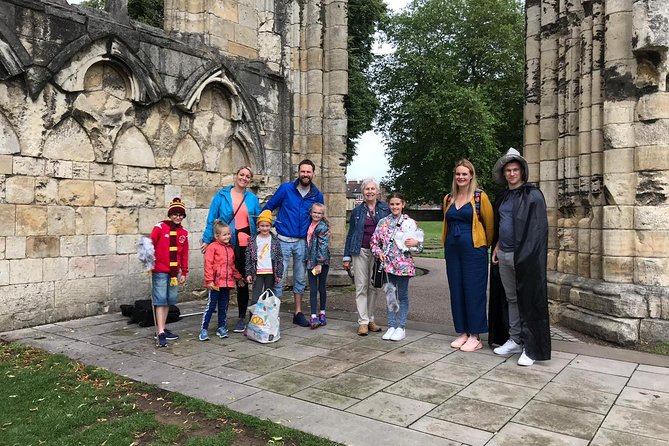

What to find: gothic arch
left=180, top=67, right=266, bottom=171
left=52, top=38, right=162, bottom=105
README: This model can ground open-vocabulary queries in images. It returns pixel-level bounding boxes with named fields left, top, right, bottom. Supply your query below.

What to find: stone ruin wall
left=526, top=0, right=669, bottom=344
left=0, top=0, right=348, bottom=330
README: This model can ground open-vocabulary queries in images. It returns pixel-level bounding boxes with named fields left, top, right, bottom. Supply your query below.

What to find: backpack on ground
left=120, top=299, right=181, bottom=327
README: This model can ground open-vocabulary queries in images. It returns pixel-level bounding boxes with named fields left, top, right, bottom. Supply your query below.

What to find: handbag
left=370, top=258, right=387, bottom=288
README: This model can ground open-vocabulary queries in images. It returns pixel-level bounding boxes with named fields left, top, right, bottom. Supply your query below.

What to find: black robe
left=488, top=183, right=551, bottom=361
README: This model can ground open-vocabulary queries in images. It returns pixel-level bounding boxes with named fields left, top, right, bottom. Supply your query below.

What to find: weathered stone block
left=72, top=162, right=90, bottom=179
left=89, top=163, right=114, bottom=181
left=43, top=257, right=68, bottom=282
left=635, top=257, right=669, bottom=286
left=6, top=176, right=35, bottom=204
left=635, top=145, right=669, bottom=171
left=9, top=258, right=43, bottom=284
left=76, top=207, right=107, bottom=234
left=116, top=235, right=139, bottom=254
left=603, top=123, right=635, bottom=148
left=95, top=254, right=128, bottom=276
left=26, top=236, right=59, bottom=258
left=602, top=255, right=634, bottom=283
left=148, top=169, right=171, bottom=184
left=571, top=288, right=648, bottom=318
left=5, top=237, right=26, bottom=259
left=88, top=235, right=117, bottom=256
left=139, top=208, right=165, bottom=234
left=54, top=277, right=109, bottom=306
left=45, top=160, right=73, bottom=178
left=107, top=208, right=138, bottom=234
left=16, top=206, right=47, bottom=236
left=116, top=184, right=155, bottom=207
left=639, top=319, right=669, bottom=344
left=34, top=177, right=59, bottom=205
left=95, top=181, right=117, bottom=207
left=0, top=260, right=7, bottom=285
left=68, top=256, right=95, bottom=279
left=0, top=155, right=11, bottom=175
left=602, top=173, right=636, bottom=205
left=60, top=235, right=87, bottom=257
left=602, top=229, right=635, bottom=257
left=602, top=205, right=633, bottom=229
left=560, top=305, right=639, bottom=344
left=59, top=180, right=95, bottom=206
left=634, top=206, right=669, bottom=229
left=47, top=206, right=75, bottom=235
left=13, top=157, right=45, bottom=176
left=0, top=282, right=54, bottom=316
left=636, top=93, right=669, bottom=121
left=0, top=205, right=16, bottom=236
left=636, top=230, right=669, bottom=257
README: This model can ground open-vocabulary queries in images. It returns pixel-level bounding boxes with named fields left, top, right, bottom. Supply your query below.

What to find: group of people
left=344, top=148, right=550, bottom=366
left=149, top=149, right=550, bottom=367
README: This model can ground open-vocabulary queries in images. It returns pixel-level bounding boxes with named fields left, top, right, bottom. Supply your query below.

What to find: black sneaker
left=154, top=329, right=179, bottom=341
left=157, top=332, right=167, bottom=347
left=232, top=318, right=246, bottom=333
left=293, top=312, right=310, bottom=327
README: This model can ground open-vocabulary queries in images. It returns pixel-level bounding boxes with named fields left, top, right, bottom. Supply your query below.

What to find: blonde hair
left=449, top=159, right=478, bottom=199
left=236, top=166, right=253, bottom=178
left=310, top=202, right=329, bottom=226
left=213, top=219, right=230, bottom=235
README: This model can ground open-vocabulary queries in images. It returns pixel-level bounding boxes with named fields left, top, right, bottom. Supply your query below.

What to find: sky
left=345, top=0, right=410, bottom=182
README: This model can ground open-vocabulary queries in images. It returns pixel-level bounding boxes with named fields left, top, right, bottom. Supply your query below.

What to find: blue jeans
left=201, top=288, right=230, bottom=331
left=387, top=274, right=410, bottom=329
left=152, top=272, right=179, bottom=306
left=275, top=238, right=307, bottom=297
left=308, top=265, right=329, bottom=315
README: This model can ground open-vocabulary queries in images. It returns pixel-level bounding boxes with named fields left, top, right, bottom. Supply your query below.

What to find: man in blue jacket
left=263, top=159, right=324, bottom=327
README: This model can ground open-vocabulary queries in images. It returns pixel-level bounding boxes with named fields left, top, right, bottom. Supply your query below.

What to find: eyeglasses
left=170, top=214, right=186, bottom=219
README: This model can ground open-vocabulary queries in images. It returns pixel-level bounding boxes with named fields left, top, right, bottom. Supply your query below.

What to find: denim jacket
left=343, top=201, right=390, bottom=261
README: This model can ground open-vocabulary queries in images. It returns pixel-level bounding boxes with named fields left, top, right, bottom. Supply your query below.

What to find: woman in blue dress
left=442, top=160, right=494, bottom=352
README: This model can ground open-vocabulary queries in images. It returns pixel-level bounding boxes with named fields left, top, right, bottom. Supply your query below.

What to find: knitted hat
left=168, top=197, right=186, bottom=217
left=492, top=147, right=529, bottom=185
left=257, top=209, right=273, bottom=225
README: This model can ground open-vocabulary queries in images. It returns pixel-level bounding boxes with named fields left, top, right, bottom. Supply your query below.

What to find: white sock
left=311, top=314, right=317, bottom=318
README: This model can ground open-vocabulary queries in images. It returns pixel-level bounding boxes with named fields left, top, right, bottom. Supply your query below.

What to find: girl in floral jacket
left=371, top=192, right=423, bottom=341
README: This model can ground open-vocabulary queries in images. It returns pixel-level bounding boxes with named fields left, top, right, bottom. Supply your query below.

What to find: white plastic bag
left=246, top=289, right=281, bottom=343
left=384, top=280, right=399, bottom=312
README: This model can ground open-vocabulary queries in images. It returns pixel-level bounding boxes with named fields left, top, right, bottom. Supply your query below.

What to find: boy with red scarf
left=150, top=198, right=189, bottom=347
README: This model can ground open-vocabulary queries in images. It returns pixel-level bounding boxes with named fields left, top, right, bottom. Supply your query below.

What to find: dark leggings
left=235, top=245, right=249, bottom=318
left=308, top=264, right=329, bottom=315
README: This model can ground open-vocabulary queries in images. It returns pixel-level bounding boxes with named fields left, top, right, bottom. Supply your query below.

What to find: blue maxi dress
left=444, top=203, right=489, bottom=334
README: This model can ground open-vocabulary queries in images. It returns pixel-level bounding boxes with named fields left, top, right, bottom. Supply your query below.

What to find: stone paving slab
left=416, top=360, right=483, bottom=386
left=569, top=354, right=637, bottom=377
left=590, top=428, right=669, bottom=446
left=347, top=392, right=436, bottom=427
left=312, top=372, right=393, bottom=399
left=628, top=369, right=669, bottom=393
left=533, top=382, right=617, bottom=414
left=482, top=362, right=556, bottom=389
left=512, top=400, right=605, bottom=440
left=349, top=357, right=421, bottom=381
left=228, top=390, right=450, bottom=446
left=246, top=369, right=324, bottom=396
left=384, top=375, right=462, bottom=405
left=292, top=387, right=359, bottom=410
left=411, top=416, right=492, bottom=446
left=601, top=405, right=669, bottom=441
left=458, top=379, right=539, bottom=409
left=616, top=386, right=669, bottom=414
left=428, top=395, right=518, bottom=432
left=553, top=367, right=629, bottom=394
left=488, top=422, right=589, bottom=445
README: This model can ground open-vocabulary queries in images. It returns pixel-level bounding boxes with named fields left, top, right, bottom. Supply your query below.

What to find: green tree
left=345, top=0, right=387, bottom=164
left=80, top=0, right=164, bottom=29
left=374, top=0, right=524, bottom=203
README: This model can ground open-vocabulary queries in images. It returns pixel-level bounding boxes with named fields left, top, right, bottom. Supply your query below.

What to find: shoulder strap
left=474, top=189, right=482, bottom=220
left=227, top=192, right=246, bottom=225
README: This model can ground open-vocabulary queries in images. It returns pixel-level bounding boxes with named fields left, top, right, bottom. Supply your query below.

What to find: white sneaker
left=493, top=339, right=523, bottom=355
left=518, top=349, right=535, bottom=366
left=390, top=327, right=406, bottom=341
left=382, top=327, right=396, bottom=340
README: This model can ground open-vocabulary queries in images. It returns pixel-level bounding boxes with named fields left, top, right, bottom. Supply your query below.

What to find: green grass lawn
left=415, top=221, right=444, bottom=259
left=0, top=342, right=341, bottom=446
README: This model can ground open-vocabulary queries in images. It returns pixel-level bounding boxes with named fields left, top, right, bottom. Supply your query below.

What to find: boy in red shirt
left=150, top=198, right=189, bottom=347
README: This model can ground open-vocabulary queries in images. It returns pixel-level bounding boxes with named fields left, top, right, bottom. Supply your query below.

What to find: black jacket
left=488, top=183, right=551, bottom=361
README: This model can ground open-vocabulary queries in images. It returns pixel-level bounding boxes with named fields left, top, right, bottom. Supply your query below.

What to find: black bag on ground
left=123, top=299, right=181, bottom=327
left=370, top=258, right=387, bottom=288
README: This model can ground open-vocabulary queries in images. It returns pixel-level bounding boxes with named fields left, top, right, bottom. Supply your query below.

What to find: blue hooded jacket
left=202, top=186, right=262, bottom=246
left=263, top=180, right=324, bottom=238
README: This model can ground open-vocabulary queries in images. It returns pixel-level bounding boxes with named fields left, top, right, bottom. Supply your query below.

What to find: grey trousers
left=497, top=250, right=521, bottom=343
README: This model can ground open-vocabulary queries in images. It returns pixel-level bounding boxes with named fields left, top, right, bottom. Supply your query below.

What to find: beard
left=299, top=176, right=312, bottom=186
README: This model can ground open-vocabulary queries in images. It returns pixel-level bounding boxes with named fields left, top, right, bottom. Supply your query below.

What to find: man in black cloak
left=488, top=148, right=551, bottom=366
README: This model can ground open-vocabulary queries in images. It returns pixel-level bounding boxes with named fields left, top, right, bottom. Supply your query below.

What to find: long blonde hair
left=449, top=159, right=478, bottom=199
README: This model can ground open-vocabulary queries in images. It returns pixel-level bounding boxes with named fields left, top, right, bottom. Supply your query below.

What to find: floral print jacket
left=370, top=214, right=423, bottom=277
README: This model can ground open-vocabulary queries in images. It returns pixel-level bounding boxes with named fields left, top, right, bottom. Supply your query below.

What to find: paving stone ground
left=2, top=299, right=668, bottom=446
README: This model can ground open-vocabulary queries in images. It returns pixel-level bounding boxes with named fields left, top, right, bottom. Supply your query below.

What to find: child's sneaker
left=157, top=332, right=167, bottom=347
left=164, top=329, right=179, bottom=340
left=216, top=327, right=229, bottom=338
left=233, top=318, right=246, bottom=333
left=198, top=329, right=209, bottom=341
left=318, top=313, right=327, bottom=326
left=310, top=316, right=319, bottom=329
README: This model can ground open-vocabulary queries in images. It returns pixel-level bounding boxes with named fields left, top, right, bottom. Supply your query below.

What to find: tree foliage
left=80, top=0, right=164, bottom=29
left=373, top=0, right=524, bottom=204
left=345, top=0, right=387, bottom=164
